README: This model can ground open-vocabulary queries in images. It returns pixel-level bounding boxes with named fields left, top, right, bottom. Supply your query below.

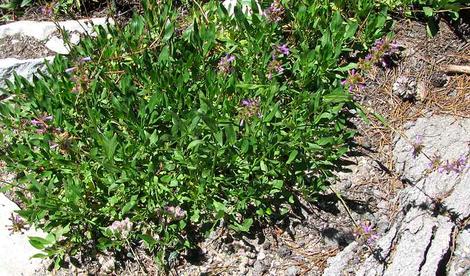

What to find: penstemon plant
left=0, top=0, right=415, bottom=269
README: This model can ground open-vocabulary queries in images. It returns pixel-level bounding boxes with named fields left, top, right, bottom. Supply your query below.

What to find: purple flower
left=30, top=114, right=53, bottom=134
left=342, top=69, right=365, bottom=92
left=277, top=44, right=290, bottom=56
left=65, top=67, right=76, bottom=74
left=218, top=54, right=236, bottom=74
left=80, top=56, right=92, bottom=63
left=239, top=98, right=261, bottom=124
left=437, top=155, right=468, bottom=174
left=366, top=38, right=400, bottom=69
left=165, top=206, right=187, bottom=221
left=108, top=217, right=133, bottom=239
left=30, top=119, right=41, bottom=126
left=354, top=221, right=378, bottom=246
left=267, top=59, right=284, bottom=79
left=40, top=5, right=53, bottom=17
left=264, top=0, right=284, bottom=23
left=362, top=223, right=373, bottom=234
left=241, top=98, right=259, bottom=107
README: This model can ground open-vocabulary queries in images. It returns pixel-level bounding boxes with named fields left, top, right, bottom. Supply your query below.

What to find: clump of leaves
left=0, top=0, right=392, bottom=268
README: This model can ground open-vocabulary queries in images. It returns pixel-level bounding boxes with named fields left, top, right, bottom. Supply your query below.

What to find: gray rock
left=45, top=33, right=80, bottom=55
left=252, top=259, right=268, bottom=276
left=285, top=266, right=299, bottom=276
left=0, top=57, right=53, bottom=87
left=323, top=241, right=358, bottom=276
left=324, top=116, right=470, bottom=276
left=448, top=229, right=470, bottom=276
left=0, top=194, right=46, bottom=275
left=277, top=245, right=292, bottom=258
left=0, top=18, right=113, bottom=41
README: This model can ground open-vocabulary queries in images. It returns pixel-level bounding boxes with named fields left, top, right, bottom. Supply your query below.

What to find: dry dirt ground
left=0, top=15, right=468, bottom=276
left=0, top=34, right=54, bottom=59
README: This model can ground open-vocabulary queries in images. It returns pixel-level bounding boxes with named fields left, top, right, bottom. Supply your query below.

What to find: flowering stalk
left=108, top=217, right=133, bottom=239
left=354, top=221, right=379, bottom=246
left=239, top=98, right=262, bottom=126
left=359, top=37, right=400, bottom=69
left=264, top=0, right=284, bottom=23
left=217, top=54, right=236, bottom=74
left=341, top=69, right=365, bottom=92
left=30, top=114, right=53, bottom=134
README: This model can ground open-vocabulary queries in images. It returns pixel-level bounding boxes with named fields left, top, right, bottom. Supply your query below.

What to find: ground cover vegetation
left=0, top=0, right=468, bottom=270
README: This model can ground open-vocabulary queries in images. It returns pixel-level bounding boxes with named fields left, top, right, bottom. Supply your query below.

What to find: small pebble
left=286, top=266, right=299, bottom=276
left=277, top=245, right=292, bottom=258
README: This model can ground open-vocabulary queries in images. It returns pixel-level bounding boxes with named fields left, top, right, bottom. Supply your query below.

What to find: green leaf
left=286, top=150, right=298, bottom=165
left=187, top=140, right=204, bottom=150
left=422, top=7, right=434, bottom=17
left=102, top=132, right=118, bottom=161
left=344, top=21, right=359, bottom=39
left=225, top=125, right=236, bottom=145
left=272, top=180, right=283, bottom=190
left=190, top=209, right=200, bottom=223
left=260, top=160, right=267, bottom=172
left=163, top=19, right=174, bottom=42
left=229, top=218, right=253, bottom=233
left=213, top=201, right=227, bottom=212
left=121, top=195, right=138, bottom=215
left=31, top=253, right=49, bottom=259
left=29, top=237, right=52, bottom=250
left=139, top=234, right=157, bottom=248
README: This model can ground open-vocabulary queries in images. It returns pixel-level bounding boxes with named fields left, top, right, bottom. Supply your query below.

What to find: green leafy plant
left=0, top=0, right=401, bottom=269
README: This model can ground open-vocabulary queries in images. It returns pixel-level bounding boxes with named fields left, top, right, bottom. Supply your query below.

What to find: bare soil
left=0, top=34, right=54, bottom=59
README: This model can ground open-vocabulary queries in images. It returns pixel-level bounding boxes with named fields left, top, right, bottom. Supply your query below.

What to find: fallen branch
left=440, top=64, right=470, bottom=74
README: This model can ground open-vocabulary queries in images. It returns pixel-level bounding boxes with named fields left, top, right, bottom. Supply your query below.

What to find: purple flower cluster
left=217, top=54, right=236, bottom=74
left=40, top=3, right=53, bottom=17
left=437, top=155, right=468, bottom=174
left=239, top=98, right=261, bottom=126
left=8, top=213, right=29, bottom=234
left=341, top=69, right=365, bottom=92
left=267, top=43, right=290, bottom=79
left=264, top=0, right=285, bottom=23
left=360, top=38, right=400, bottom=69
left=108, top=217, right=133, bottom=239
left=267, top=59, right=284, bottom=79
left=277, top=44, right=290, bottom=56
left=354, top=221, right=379, bottom=246
left=165, top=206, right=187, bottom=222
left=427, top=154, right=468, bottom=174
left=30, top=114, right=53, bottom=134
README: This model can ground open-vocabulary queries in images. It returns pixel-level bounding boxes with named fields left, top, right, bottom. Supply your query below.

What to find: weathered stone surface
left=0, top=57, right=53, bottom=86
left=324, top=116, right=470, bottom=275
left=0, top=194, right=46, bottom=275
left=448, top=229, right=470, bottom=276
left=45, top=33, right=81, bottom=54
left=0, top=18, right=112, bottom=41
left=323, top=241, right=358, bottom=276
